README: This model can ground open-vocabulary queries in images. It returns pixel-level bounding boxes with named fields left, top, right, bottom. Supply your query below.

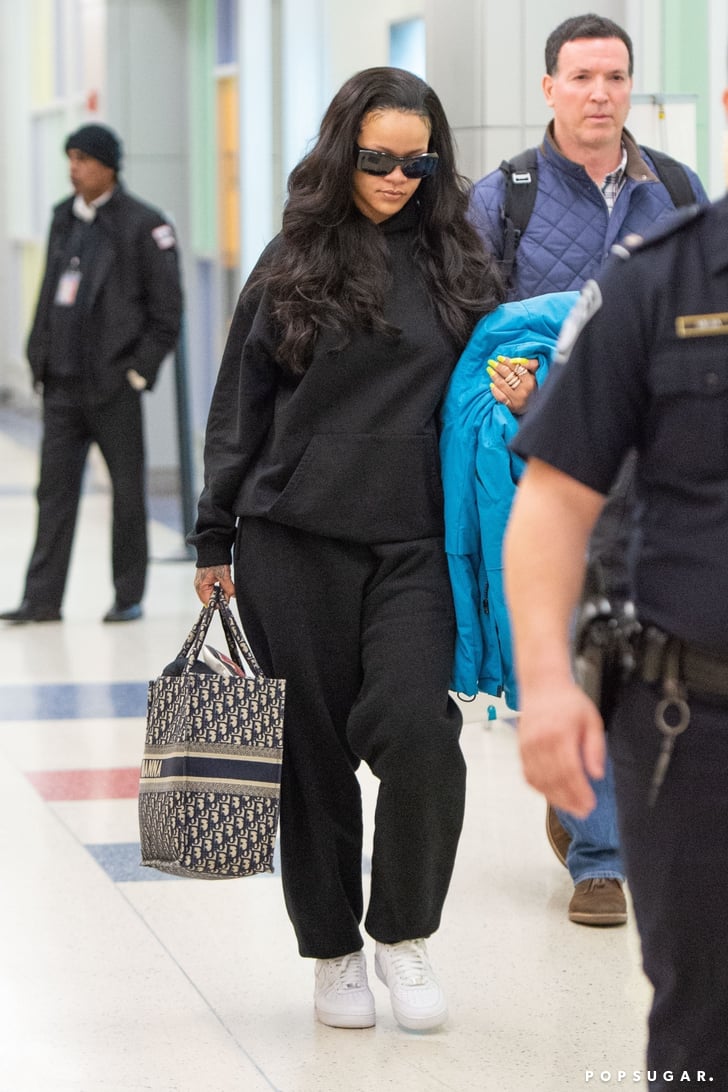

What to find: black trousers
left=23, top=381, right=147, bottom=613
left=608, top=677, right=728, bottom=1089
left=234, top=517, right=466, bottom=958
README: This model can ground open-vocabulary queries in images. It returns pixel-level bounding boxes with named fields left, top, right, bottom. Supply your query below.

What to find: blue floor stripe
left=86, top=840, right=285, bottom=882
left=0, top=484, right=34, bottom=496
left=86, top=842, right=180, bottom=882
left=89, top=842, right=368, bottom=886
left=0, top=681, right=148, bottom=721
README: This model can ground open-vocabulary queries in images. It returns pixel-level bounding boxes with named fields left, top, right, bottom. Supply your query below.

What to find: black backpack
left=498, top=145, right=695, bottom=285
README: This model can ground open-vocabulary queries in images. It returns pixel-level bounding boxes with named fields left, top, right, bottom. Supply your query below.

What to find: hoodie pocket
left=267, top=433, right=444, bottom=543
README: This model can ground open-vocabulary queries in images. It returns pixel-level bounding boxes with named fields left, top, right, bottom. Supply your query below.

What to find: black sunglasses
left=355, top=147, right=439, bottom=179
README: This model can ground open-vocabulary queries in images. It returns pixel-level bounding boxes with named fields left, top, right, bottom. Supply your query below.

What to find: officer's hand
left=126, top=368, right=148, bottom=391
left=194, top=565, right=236, bottom=605
left=487, top=356, right=538, bottom=415
left=516, top=679, right=606, bottom=818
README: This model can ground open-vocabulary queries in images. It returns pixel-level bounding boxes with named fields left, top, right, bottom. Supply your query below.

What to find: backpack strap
left=499, top=147, right=539, bottom=286
left=641, top=145, right=695, bottom=209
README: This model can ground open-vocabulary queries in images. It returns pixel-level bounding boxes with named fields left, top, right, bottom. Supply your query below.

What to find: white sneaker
left=375, top=938, right=448, bottom=1030
left=314, top=950, right=376, bottom=1028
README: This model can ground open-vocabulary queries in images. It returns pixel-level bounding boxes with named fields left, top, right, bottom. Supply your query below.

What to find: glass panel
left=389, top=17, right=426, bottom=79
left=216, top=0, right=237, bottom=66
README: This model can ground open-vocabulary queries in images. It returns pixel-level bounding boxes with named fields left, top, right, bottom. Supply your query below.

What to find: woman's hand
left=194, top=564, right=236, bottom=605
left=487, top=356, right=539, bottom=415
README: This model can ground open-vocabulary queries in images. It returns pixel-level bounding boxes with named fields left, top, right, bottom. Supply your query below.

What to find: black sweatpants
left=608, top=677, right=728, bottom=1088
left=23, top=381, right=147, bottom=613
left=234, top=517, right=466, bottom=959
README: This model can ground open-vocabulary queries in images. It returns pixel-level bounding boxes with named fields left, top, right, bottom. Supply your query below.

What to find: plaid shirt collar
left=600, top=145, right=629, bottom=212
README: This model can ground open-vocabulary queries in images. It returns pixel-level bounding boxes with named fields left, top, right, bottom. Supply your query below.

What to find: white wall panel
left=281, top=0, right=327, bottom=178
left=106, top=0, right=190, bottom=475
left=425, top=0, right=484, bottom=129
left=625, top=0, right=661, bottom=94
left=481, top=5, right=524, bottom=129
left=479, top=125, right=530, bottom=177
left=425, top=0, right=635, bottom=177
left=326, top=0, right=424, bottom=94
left=708, top=0, right=728, bottom=196
left=451, top=126, right=485, bottom=183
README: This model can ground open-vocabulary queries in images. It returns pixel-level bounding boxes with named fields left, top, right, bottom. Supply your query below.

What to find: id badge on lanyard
left=55, top=257, right=82, bottom=306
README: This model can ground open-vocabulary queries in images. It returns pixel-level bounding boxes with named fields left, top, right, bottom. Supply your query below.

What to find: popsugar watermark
left=584, top=1072, right=713, bottom=1084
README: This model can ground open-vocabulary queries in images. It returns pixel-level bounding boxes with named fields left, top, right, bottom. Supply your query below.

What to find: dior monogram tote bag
left=138, top=585, right=285, bottom=879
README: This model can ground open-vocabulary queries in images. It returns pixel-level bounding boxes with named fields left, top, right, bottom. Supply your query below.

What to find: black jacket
left=27, top=183, right=183, bottom=402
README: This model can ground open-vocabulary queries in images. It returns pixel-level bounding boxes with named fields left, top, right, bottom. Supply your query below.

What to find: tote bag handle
left=178, top=585, right=265, bottom=678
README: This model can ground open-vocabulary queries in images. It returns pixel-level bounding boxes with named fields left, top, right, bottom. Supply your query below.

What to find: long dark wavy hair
left=250, top=66, right=504, bottom=374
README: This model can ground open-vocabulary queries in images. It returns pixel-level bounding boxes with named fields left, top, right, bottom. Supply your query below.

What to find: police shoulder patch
left=553, top=279, right=602, bottom=366
left=152, top=223, right=176, bottom=250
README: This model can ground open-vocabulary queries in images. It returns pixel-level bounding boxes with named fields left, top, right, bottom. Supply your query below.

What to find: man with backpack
left=469, top=13, right=708, bottom=927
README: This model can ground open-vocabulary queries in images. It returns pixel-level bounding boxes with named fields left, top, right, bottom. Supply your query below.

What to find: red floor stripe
left=26, top=767, right=140, bottom=801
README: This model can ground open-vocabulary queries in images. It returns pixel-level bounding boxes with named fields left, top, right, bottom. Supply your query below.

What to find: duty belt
left=635, top=625, right=728, bottom=700
left=576, top=606, right=728, bottom=806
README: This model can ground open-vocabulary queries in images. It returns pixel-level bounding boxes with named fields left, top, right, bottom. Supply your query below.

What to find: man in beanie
left=0, top=122, right=183, bottom=624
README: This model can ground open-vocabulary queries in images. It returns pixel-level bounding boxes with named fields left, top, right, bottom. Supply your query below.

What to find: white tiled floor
left=0, top=420, right=652, bottom=1092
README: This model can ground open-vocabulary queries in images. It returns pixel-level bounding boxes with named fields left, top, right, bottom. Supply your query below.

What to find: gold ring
left=514, top=364, right=528, bottom=377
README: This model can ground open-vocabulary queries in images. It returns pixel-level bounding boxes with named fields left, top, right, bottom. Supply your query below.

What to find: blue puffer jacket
left=469, top=125, right=707, bottom=300
left=440, top=291, right=578, bottom=705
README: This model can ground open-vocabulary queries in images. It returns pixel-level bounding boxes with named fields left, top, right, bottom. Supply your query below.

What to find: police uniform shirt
left=511, top=194, right=728, bottom=652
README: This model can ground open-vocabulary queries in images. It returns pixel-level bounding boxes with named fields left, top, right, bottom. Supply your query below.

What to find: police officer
left=503, top=187, right=728, bottom=1084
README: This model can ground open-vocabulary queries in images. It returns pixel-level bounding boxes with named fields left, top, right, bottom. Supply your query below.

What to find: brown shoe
left=546, top=804, right=571, bottom=868
left=568, top=878, right=628, bottom=926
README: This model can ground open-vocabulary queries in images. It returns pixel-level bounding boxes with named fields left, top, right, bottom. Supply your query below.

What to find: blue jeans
left=555, top=755, right=625, bottom=884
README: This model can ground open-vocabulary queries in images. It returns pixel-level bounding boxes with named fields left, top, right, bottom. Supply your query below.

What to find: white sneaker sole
left=375, top=961, right=448, bottom=1031
left=314, top=1004, right=376, bottom=1029
left=389, top=1003, right=448, bottom=1032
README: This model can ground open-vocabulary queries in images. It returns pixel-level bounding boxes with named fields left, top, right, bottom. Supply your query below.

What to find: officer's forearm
left=505, top=459, right=604, bottom=693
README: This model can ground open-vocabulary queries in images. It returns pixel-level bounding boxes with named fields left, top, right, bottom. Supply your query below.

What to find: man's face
left=542, top=36, right=633, bottom=158
left=67, top=148, right=116, bottom=203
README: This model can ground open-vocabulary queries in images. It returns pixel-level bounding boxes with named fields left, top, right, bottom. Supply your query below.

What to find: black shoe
left=103, top=602, right=143, bottom=623
left=0, top=601, right=62, bottom=624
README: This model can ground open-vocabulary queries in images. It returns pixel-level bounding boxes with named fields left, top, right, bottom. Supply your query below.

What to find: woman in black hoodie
left=189, top=66, right=503, bottom=1032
